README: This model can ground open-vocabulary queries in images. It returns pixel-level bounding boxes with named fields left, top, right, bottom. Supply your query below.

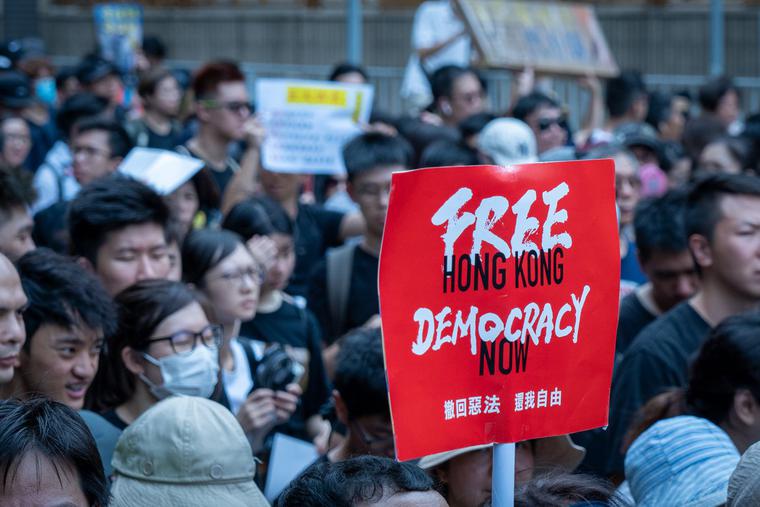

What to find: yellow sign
left=287, top=87, right=347, bottom=107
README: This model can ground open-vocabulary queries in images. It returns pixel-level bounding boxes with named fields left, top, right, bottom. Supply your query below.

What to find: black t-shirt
left=287, top=203, right=345, bottom=298
left=616, top=292, right=657, bottom=357
left=581, top=301, right=710, bottom=477
left=178, top=143, right=237, bottom=196
left=100, top=408, right=129, bottom=431
left=308, top=244, right=380, bottom=344
left=146, top=125, right=181, bottom=151
left=239, top=298, right=330, bottom=428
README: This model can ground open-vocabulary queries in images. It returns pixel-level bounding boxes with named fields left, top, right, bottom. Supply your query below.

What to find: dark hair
left=192, top=60, right=245, bottom=100
left=686, top=312, right=760, bottom=424
left=68, top=174, right=170, bottom=267
left=699, top=75, right=739, bottom=113
left=343, top=132, right=412, bottom=182
left=514, top=472, right=617, bottom=507
left=699, top=136, right=753, bottom=172
left=512, top=92, right=560, bottom=123
left=682, top=115, right=726, bottom=162
left=328, top=62, right=368, bottom=82
left=645, top=90, right=673, bottom=132
left=275, top=456, right=436, bottom=507
left=605, top=70, right=647, bottom=118
left=429, top=65, right=486, bottom=103
left=141, top=35, right=167, bottom=60
left=459, top=112, right=497, bottom=139
left=74, top=117, right=133, bottom=159
left=85, top=279, right=201, bottom=412
left=0, top=167, right=36, bottom=218
left=334, top=327, right=389, bottom=420
left=16, top=248, right=116, bottom=352
left=624, top=312, right=760, bottom=452
left=137, top=67, right=175, bottom=98
left=222, top=195, right=293, bottom=239
left=55, top=65, right=79, bottom=91
left=0, top=398, right=109, bottom=506
left=634, top=190, right=689, bottom=263
left=685, top=172, right=760, bottom=241
left=181, top=228, right=243, bottom=287
left=583, top=143, right=638, bottom=167
left=419, top=139, right=480, bottom=167
left=55, top=92, right=109, bottom=140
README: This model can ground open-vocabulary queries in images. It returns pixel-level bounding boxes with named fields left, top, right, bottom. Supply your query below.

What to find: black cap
left=76, top=57, right=119, bottom=86
left=0, top=71, right=33, bottom=108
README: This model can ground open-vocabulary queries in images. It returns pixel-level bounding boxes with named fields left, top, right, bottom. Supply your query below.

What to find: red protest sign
left=379, top=161, right=619, bottom=461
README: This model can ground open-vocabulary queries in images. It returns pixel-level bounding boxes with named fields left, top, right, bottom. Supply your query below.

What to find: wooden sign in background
left=455, top=0, right=619, bottom=78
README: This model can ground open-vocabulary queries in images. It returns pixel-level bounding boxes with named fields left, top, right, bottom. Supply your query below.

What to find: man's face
left=94, top=222, right=170, bottom=296
left=437, top=448, right=492, bottom=507
left=199, top=81, right=251, bottom=141
left=0, top=117, right=32, bottom=168
left=526, top=104, right=567, bottom=155
left=447, top=73, right=486, bottom=125
left=0, top=257, right=26, bottom=384
left=72, top=129, right=119, bottom=185
left=89, top=74, right=121, bottom=105
left=701, top=195, right=760, bottom=300
left=717, top=89, right=740, bottom=128
left=1, top=451, right=88, bottom=507
left=348, top=166, right=398, bottom=239
left=19, top=323, right=103, bottom=410
left=0, top=206, right=34, bottom=261
left=641, top=249, right=699, bottom=312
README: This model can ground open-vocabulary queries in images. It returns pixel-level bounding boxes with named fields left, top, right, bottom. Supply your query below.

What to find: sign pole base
left=493, top=443, right=516, bottom=507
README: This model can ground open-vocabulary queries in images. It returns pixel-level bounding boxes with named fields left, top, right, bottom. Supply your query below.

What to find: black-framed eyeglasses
left=351, top=419, right=395, bottom=450
left=146, top=324, right=223, bottom=356
left=198, top=99, right=252, bottom=115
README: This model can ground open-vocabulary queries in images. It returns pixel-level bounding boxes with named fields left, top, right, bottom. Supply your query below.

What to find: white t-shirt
left=400, top=1, right=472, bottom=109
left=222, top=338, right=263, bottom=415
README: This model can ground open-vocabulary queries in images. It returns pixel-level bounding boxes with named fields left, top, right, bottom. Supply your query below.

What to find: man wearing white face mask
left=87, top=280, right=222, bottom=431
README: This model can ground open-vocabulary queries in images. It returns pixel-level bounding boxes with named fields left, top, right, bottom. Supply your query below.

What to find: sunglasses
left=538, top=117, right=566, bottom=131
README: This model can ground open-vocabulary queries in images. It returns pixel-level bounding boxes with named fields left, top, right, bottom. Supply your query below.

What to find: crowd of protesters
left=3, top=7, right=760, bottom=505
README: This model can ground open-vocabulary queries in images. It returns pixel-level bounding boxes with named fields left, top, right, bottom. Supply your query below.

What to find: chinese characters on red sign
left=379, top=161, right=619, bottom=461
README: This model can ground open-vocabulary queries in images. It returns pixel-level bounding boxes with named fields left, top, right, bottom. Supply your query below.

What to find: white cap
left=477, top=118, right=538, bottom=166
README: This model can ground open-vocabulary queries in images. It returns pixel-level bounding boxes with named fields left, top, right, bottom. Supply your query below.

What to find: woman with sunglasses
left=87, top=279, right=222, bottom=430
left=182, top=228, right=301, bottom=453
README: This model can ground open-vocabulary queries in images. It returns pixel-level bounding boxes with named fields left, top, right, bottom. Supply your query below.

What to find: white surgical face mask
left=140, top=345, right=219, bottom=400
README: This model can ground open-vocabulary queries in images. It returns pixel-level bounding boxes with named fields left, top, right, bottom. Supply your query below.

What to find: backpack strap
left=326, top=243, right=355, bottom=339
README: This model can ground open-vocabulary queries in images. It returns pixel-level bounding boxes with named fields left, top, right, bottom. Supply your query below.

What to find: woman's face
left=0, top=118, right=32, bottom=169
left=165, top=181, right=199, bottom=232
left=149, top=75, right=182, bottom=117
left=699, top=141, right=742, bottom=174
left=202, top=244, right=261, bottom=323
left=139, top=301, right=210, bottom=386
left=263, top=233, right=296, bottom=293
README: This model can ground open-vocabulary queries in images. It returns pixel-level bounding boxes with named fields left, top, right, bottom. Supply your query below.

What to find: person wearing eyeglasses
left=512, top=91, right=569, bottom=157
left=33, top=117, right=133, bottom=254
left=179, top=61, right=262, bottom=222
left=182, top=228, right=302, bottom=454
left=87, top=279, right=221, bottom=430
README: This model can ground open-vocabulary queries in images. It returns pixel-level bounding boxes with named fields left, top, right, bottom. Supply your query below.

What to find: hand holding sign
left=379, top=161, right=619, bottom=462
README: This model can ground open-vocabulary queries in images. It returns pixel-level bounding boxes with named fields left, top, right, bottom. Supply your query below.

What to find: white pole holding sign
left=492, top=443, right=515, bottom=506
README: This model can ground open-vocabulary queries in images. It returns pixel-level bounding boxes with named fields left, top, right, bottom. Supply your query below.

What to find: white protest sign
left=118, top=148, right=204, bottom=195
left=256, top=78, right=374, bottom=175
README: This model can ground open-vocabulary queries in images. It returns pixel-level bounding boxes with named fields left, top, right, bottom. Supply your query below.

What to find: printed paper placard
left=256, top=79, right=374, bottom=175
